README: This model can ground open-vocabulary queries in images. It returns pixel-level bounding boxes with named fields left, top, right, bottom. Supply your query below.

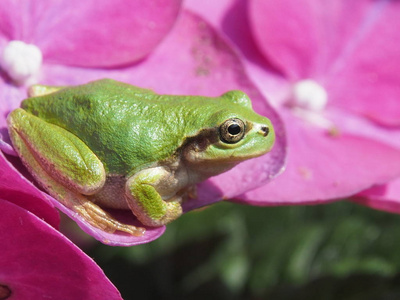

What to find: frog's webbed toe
left=73, top=198, right=146, bottom=236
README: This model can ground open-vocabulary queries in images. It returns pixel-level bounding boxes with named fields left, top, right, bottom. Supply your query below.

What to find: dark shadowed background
left=74, top=200, right=400, bottom=299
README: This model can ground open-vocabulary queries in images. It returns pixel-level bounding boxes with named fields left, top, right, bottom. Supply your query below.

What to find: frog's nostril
left=260, top=126, right=269, bottom=137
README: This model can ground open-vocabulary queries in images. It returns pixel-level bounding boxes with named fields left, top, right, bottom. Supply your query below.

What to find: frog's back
left=22, top=79, right=228, bottom=175
left=23, top=79, right=158, bottom=116
left=21, top=79, right=218, bottom=175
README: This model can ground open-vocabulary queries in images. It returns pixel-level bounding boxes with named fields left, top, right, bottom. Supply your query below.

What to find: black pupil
left=228, top=123, right=241, bottom=135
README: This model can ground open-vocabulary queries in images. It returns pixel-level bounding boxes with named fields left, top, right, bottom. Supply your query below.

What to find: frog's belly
left=88, top=175, right=130, bottom=210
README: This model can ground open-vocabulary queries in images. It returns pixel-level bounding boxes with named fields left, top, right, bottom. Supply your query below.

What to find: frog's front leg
left=125, top=167, right=185, bottom=227
left=8, top=109, right=145, bottom=236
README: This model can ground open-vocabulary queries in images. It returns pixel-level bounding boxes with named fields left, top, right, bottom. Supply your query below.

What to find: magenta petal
left=327, top=108, right=400, bottom=151
left=236, top=109, right=400, bottom=205
left=0, top=151, right=60, bottom=228
left=0, top=79, right=25, bottom=128
left=249, top=0, right=318, bottom=79
left=0, top=1, right=25, bottom=41
left=326, top=1, right=400, bottom=126
left=248, top=0, right=371, bottom=80
left=0, top=80, right=59, bottom=226
left=249, top=0, right=400, bottom=126
left=28, top=0, right=183, bottom=67
left=354, top=179, right=400, bottom=214
left=0, top=199, right=122, bottom=300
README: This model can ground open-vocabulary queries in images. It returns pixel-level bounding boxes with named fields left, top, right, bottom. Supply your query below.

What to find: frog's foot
left=126, top=193, right=182, bottom=227
left=125, top=167, right=183, bottom=227
left=180, top=185, right=197, bottom=201
left=73, top=198, right=146, bottom=236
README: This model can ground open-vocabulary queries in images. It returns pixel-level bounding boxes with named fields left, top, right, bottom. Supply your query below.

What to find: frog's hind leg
left=8, top=108, right=105, bottom=195
left=7, top=109, right=145, bottom=236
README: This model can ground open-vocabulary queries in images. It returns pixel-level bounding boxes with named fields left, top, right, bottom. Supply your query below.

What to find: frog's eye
left=219, top=118, right=245, bottom=144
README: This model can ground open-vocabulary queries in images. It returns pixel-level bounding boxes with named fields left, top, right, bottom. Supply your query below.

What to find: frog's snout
left=259, top=125, right=270, bottom=137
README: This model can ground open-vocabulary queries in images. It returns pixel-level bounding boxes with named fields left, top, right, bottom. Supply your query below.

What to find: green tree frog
left=7, top=79, right=275, bottom=236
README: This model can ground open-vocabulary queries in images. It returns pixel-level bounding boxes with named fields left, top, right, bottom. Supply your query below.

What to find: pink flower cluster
left=1, top=0, right=399, bottom=298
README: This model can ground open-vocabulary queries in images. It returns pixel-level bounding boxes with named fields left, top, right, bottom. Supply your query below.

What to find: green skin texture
left=7, top=79, right=275, bottom=236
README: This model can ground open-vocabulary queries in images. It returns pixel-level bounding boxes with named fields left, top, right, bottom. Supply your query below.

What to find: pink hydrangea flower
left=186, top=0, right=400, bottom=205
left=0, top=199, right=122, bottom=300
left=0, top=0, right=285, bottom=246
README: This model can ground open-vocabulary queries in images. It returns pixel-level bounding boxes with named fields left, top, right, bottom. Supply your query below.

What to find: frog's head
left=182, top=91, right=275, bottom=175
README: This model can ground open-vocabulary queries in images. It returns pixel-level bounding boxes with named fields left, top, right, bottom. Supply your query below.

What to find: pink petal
left=0, top=0, right=183, bottom=67
left=248, top=0, right=372, bottom=81
left=235, top=109, right=400, bottom=205
left=326, top=0, right=400, bottom=126
left=249, top=0, right=400, bottom=126
left=184, top=0, right=233, bottom=28
left=184, top=0, right=290, bottom=101
left=0, top=199, right=122, bottom=300
left=353, top=178, right=400, bottom=214
left=0, top=79, right=25, bottom=128
left=41, top=10, right=286, bottom=211
left=0, top=80, right=59, bottom=226
left=0, top=1, right=26, bottom=41
left=327, top=108, right=400, bottom=151
left=0, top=152, right=60, bottom=228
